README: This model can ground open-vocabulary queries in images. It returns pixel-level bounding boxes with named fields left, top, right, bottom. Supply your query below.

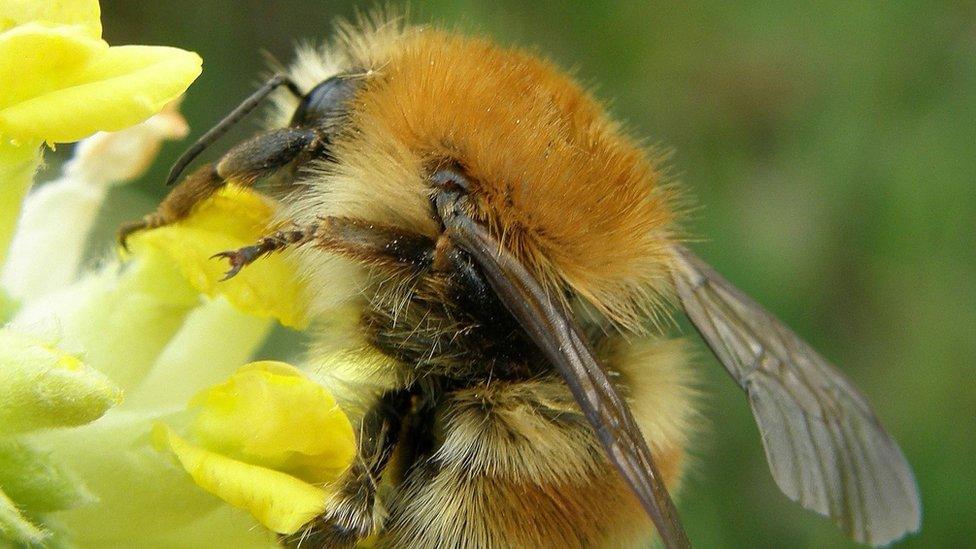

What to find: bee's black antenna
left=166, top=74, right=303, bottom=186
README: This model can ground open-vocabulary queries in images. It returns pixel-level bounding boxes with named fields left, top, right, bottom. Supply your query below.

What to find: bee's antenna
left=165, top=74, right=303, bottom=186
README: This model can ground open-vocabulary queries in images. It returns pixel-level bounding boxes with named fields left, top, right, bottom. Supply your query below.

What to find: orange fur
left=369, top=32, right=676, bottom=330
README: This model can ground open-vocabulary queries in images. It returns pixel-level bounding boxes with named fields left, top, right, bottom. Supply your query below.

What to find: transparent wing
left=671, top=245, right=921, bottom=546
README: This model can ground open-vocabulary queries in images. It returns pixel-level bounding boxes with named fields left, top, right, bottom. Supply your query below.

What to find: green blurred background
left=89, top=1, right=975, bottom=547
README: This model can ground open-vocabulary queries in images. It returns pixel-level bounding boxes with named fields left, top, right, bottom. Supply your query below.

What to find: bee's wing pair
left=442, top=195, right=920, bottom=548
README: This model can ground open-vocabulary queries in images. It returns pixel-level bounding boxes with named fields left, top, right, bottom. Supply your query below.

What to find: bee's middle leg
left=210, top=217, right=440, bottom=279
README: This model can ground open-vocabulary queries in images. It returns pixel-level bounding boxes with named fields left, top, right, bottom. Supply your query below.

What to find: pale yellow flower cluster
left=1, top=1, right=356, bottom=546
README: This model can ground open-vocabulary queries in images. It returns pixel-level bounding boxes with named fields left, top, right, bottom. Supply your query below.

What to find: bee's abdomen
left=379, top=377, right=661, bottom=548
left=354, top=273, right=694, bottom=547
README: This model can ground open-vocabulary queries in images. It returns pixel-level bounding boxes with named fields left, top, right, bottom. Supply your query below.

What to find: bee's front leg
left=117, top=126, right=318, bottom=248
left=285, top=389, right=413, bottom=548
left=117, top=162, right=223, bottom=248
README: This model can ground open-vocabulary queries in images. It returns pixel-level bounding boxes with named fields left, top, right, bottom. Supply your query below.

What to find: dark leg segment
left=212, top=225, right=319, bottom=280
left=315, top=217, right=435, bottom=271
left=215, top=127, right=318, bottom=183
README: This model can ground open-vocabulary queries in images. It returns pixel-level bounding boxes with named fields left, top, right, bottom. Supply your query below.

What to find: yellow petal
left=0, top=38, right=202, bottom=142
left=0, top=24, right=105, bottom=110
left=128, top=186, right=310, bottom=328
left=189, top=361, right=356, bottom=484
left=154, top=424, right=328, bottom=535
left=0, top=0, right=101, bottom=37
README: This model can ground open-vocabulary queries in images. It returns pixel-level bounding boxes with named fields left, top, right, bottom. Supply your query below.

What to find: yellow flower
left=0, top=0, right=201, bottom=264
left=0, top=90, right=196, bottom=544
left=4, top=126, right=330, bottom=544
left=0, top=0, right=202, bottom=144
left=155, top=362, right=356, bottom=535
left=9, top=181, right=317, bottom=545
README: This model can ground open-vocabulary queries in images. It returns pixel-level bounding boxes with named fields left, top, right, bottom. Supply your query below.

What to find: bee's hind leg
left=283, top=388, right=414, bottom=548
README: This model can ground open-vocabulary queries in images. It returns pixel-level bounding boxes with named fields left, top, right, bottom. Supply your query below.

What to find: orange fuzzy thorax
left=340, top=28, right=679, bottom=332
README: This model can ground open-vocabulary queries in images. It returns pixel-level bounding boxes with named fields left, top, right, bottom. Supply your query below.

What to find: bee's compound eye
left=290, top=75, right=358, bottom=126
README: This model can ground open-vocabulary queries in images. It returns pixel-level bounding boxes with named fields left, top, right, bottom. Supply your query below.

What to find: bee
left=120, top=12, right=920, bottom=548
